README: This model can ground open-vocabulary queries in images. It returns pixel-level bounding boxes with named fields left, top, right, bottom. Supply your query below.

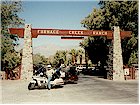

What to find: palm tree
left=79, top=38, right=91, bottom=69
left=78, top=49, right=84, bottom=65
left=52, top=50, right=65, bottom=65
left=61, top=50, right=67, bottom=65
left=69, top=49, right=78, bottom=65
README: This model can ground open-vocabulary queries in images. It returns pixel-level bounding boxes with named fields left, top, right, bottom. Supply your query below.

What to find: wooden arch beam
left=9, top=28, right=131, bottom=39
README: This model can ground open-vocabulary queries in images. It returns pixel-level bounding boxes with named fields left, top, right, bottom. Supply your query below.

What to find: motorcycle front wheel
left=28, top=83, right=35, bottom=90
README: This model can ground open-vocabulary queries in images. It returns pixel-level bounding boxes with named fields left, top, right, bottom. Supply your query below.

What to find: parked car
left=76, top=65, right=86, bottom=72
left=82, top=68, right=92, bottom=75
left=76, top=65, right=95, bottom=73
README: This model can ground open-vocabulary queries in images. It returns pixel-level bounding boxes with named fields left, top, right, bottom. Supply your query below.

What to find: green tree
left=1, top=1, right=24, bottom=29
left=52, top=50, right=68, bottom=67
left=78, top=49, right=84, bottom=65
left=69, top=49, right=78, bottom=65
left=1, top=1, right=24, bottom=72
left=61, top=50, right=67, bottom=65
left=81, top=1, right=138, bottom=66
left=80, top=37, right=108, bottom=68
left=33, top=54, right=48, bottom=66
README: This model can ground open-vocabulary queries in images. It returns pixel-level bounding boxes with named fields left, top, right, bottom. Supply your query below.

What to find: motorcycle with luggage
left=28, top=68, right=64, bottom=90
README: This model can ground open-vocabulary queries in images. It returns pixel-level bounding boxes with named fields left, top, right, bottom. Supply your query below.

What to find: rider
left=53, top=63, right=64, bottom=80
left=46, top=65, right=55, bottom=90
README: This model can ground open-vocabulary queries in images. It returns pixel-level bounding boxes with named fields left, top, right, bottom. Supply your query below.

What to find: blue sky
left=18, top=1, right=99, bottom=56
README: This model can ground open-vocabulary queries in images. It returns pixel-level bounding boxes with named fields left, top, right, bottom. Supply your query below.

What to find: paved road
left=1, top=74, right=139, bottom=104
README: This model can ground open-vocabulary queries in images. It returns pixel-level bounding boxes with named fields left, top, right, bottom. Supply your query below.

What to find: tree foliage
left=52, top=50, right=68, bottom=66
left=69, top=49, right=79, bottom=64
left=1, top=1, right=24, bottom=30
left=81, top=1, right=138, bottom=66
left=80, top=36, right=108, bottom=66
left=78, top=49, right=84, bottom=65
left=49, top=49, right=85, bottom=67
left=33, top=54, right=48, bottom=66
left=1, top=1, right=24, bottom=71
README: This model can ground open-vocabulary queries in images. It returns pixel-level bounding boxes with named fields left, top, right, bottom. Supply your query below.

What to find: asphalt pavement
left=1, top=74, right=139, bottom=104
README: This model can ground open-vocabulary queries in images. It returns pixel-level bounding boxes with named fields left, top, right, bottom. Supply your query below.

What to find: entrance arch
left=9, top=24, right=131, bottom=81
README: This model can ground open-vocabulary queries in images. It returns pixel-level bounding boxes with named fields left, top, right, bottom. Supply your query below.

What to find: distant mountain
left=15, top=41, right=83, bottom=57
left=33, top=43, right=82, bottom=57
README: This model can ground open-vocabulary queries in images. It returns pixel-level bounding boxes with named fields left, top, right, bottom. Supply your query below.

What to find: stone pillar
left=113, top=26, right=124, bottom=81
left=21, top=24, right=33, bottom=80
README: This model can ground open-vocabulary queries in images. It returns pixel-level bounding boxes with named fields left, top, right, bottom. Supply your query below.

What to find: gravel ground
left=0, top=74, right=139, bottom=104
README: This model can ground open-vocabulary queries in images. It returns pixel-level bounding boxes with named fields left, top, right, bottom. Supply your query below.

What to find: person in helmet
left=46, top=65, right=54, bottom=90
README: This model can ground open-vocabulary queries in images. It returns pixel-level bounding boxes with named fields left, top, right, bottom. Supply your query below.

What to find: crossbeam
left=9, top=28, right=131, bottom=39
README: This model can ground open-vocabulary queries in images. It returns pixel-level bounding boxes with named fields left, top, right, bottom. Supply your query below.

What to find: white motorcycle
left=28, top=73, right=64, bottom=90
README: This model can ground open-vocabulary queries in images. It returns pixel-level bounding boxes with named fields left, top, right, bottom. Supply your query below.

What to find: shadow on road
left=52, top=85, right=64, bottom=89
left=64, top=81, right=78, bottom=84
left=28, top=85, right=64, bottom=90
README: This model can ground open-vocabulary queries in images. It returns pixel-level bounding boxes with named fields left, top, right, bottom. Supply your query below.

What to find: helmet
left=40, top=72, right=43, bottom=77
left=47, top=65, right=51, bottom=68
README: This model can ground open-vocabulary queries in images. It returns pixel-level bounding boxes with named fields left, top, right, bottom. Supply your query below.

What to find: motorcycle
left=28, top=72, right=64, bottom=90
